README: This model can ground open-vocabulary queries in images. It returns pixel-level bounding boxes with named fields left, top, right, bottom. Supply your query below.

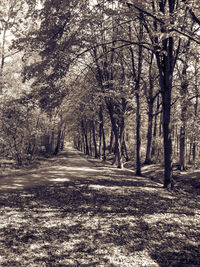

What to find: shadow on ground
left=0, top=148, right=200, bottom=266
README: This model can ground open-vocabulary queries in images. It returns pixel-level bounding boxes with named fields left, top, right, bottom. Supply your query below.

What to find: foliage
left=0, top=0, right=200, bottom=183
left=0, top=96, right=41, bottom=165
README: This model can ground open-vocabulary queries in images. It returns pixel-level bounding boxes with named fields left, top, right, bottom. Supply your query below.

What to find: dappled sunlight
left=104, top=247, right=159, bottom=267
left=56, top=166, right=100, bottom=172
left=89, top=184, right=161, bottom=194
left=0, top=148, right=200, bottom=266
left=49, top=177, right=70, bottom=182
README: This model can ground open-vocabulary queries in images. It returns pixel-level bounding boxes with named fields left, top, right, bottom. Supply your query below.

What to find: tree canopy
left=0, top=0, right=200, bottom=188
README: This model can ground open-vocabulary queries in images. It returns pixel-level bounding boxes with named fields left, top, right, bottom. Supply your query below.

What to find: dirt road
left=0, top=147, right=199, bottom=266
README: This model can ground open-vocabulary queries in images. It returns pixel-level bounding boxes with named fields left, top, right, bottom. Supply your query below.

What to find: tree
left=120, top=0, right=200, bottom=188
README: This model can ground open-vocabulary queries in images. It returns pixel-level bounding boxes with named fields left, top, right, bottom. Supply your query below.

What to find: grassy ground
left=0, top=149, right=200, bottom=266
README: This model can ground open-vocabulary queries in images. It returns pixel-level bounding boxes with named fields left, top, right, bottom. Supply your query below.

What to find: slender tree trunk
left=54, top=129, right=62, bottom=155
left=89, top=123, right=92, bottom=156
left=98, top=121, right=102, bottom=159
left=60, top=129, right=66, bottom=151
left=151, top=95, right=159, bottom=158
left=92, top=120, right=98, bottom=158
left=81, top=120, right=89, bottom=154
left=106, top=101, right=123, bottom=168
left=145, top=103, right=153, bottom=164
left=178, top=41, right=190, bottom=170
left=102, top=123, right=106, bottom=161
left=135, top=91, right=141, bottom=175
left=129, top=16, right=143, bottom=176
left=144, top=53, right=155, bottom=164
left=98, top=105, right=106, bottom=159
left=109, top=128, right=114, bottom=154
left=85, top=131, right=89, bottom=155
left=82, top=133, right=85, bottom=153
left=193, top=136, right=196, bottom=162
left=179, top=126, right=186, bottom=170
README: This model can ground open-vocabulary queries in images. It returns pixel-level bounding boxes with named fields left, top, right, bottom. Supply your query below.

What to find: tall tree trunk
left=54, top=128, right=62, bottom=155
left=89, top=123, right=92, bottom=156
left=98, top=121, right=102, bottom=159
left=135, top=91, right=141, bottom=175
left=60, top=129, right=66, bottom=151
left=99, top=105, right=106, bottom=159
left=162, top=80, right=173, bottom=188
left=92, top=120, right=98, bottom=158
left=106, top=101, right=123, bottom=168
left=156, top=36, right=174, bottom=189
left=145, top=53, right=155, bottom=164
left=179, top=125, right=186, bottom=170
left=102, top=123, right=106, bottom=161
left=82, top=133, right=85, bottom=153
left=145, top=102, right=153, bottom=164
left=193, top=136, right=196, bottom=162
left=109, top=128, right=114, bottom=154
left=129, top=16, right=143, bottom=176
left=179, top=41, right=190, bottom=170
left=151, top=95, right=159, bottom=158
left=85, top=130, right=89, bottom=155
left=193, top=80, right=199, bottom=162
left=81, top=120, right=89, bottom=155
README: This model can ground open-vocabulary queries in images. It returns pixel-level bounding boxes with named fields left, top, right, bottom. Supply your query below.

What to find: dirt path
left=0, top=147, right=106, bottom=192
left=0, top=147, right=200, bottom=266
left=0, top=146, right=162, bottom=192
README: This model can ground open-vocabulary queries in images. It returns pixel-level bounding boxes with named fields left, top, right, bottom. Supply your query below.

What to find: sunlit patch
left=142, top=164, right=160, bottom=171
left=89, top=184, right=120, bottom=190
left=49, top=177, right=70, bottom=182
left=161, top=194, right=176, bottom=199
left=89, top=184, right=160, bottom=194
left=144, top=212, right=200, bottom=224
left=0, top=211, right=28, bottom=228
left=30, top=243, right=42, bottom=250
left=60, top=166, right=99, bottom=172
left=11, top=183, right=23, bottom=188
left=61, top=239, right=82, bottom=250
left=102, top=246, right=159, bottom=266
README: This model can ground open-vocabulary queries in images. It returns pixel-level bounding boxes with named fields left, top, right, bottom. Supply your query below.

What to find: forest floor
left=0, top=147, right=200, bottom=266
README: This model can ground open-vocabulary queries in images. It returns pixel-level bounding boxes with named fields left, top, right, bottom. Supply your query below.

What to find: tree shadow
left=0, top=150, right=199, bottom=266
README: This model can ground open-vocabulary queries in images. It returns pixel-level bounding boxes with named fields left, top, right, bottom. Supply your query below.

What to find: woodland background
left=0, top=0, right=200, bottom=189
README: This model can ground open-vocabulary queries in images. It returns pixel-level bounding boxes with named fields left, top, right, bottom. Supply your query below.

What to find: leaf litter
left=0, top=149, right=199, bottom=266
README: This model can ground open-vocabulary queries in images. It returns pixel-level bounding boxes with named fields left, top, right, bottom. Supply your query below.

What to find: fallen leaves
left=0, top=150, right=199, bottom=266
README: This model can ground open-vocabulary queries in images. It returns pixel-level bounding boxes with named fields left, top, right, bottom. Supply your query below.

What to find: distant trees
left=0, top=96, right=39, bottom=165
left=0, top=0, right=200, bottom=188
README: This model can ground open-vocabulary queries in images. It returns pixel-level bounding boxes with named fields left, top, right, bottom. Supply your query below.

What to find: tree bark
left=92, top=120, right=98, bottom=158
left=81, top=120, right=89, bottom=155
left=109, top=128, right=114, bottom=154
left=129, top=16, right=143, bottom=176
left=102, top=122, right=106, bottom=161
left=151, top=95, right=160, bottom=159
left=106, top=101, right=123, bottom=168
left=145, top=100, right=153, bottom=164
left=54, top=129, right=62, bottom=155
left=135, top=91, right=141, bottom=175
left=156, top=36, right=174, bottom=189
